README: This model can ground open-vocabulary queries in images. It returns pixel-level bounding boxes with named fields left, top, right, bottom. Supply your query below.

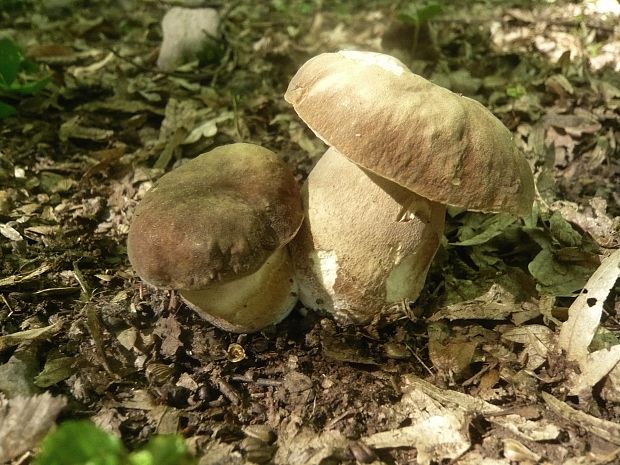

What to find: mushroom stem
left=179, top=247, right=297, bottom=333
left=291, top=148, right=446, bottom=324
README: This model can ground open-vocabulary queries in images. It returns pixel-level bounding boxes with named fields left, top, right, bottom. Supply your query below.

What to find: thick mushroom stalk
left=180, top=247, right=297, bottom=333
left=127, top=143, right=303, bottom=333
left=291, top=148, right=445, bottom=323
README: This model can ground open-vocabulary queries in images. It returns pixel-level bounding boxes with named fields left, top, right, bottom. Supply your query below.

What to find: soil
left=1, top=1, right=619, bottom=464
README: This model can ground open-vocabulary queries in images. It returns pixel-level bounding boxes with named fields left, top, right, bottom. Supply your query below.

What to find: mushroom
left=127, top=143, right=303, bottom=333
left=285, top=51, right=535, bottom=324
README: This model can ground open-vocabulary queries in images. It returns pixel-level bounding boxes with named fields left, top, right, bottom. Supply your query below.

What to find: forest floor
left=1, top=0, right=620, bottom=464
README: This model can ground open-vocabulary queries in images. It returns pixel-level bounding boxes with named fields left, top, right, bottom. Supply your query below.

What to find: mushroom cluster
left=285, top=51, right=535, bottom=324
left=127, top=52, right=536, bottom=333
left=127, top=143, right=303, bottom=333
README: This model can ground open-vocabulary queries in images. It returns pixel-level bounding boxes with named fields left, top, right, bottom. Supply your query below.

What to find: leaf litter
left=0, top=0, right=619, bottom=464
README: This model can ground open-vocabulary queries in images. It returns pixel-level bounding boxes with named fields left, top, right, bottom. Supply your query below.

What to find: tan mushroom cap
left=285, top=51, right=535, bottom=216
left=127, top=143, right=303, bottom=291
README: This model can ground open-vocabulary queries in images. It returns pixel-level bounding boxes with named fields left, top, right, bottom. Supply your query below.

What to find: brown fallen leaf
left=542, top=392, right=620, bottom=446
left=0, top=319, right=64, bottom=353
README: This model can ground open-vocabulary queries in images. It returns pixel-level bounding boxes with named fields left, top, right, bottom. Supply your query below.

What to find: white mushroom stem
left=179, top=247, right=297, bottom=333
left=290, top=148, right=446, bottom=324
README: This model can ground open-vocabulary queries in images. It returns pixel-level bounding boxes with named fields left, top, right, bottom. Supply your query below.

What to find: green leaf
left=128, top=436, right=195, bottom=465
left=0, top=37, right=48, bottom=104
left=549, top=211, right=582, bottom=246
left=451, top=213, right=518, bottom=246
left=0, top=0, right=27, bottom=11
left=415, top=2, right=443, bottom=23
left=34, top=355, right=76, bottom=388
left=0, top=37, right=23, bottom=86
left=506, top=84, right=526, bottom=99
left=528, top=248, right=597, bottom=297
left=0, top=99, right=16, bottom=118
left=33, top=421, right=126, bottom=465
left=7, top=75, right=49, bottom=95
left=397, top=1, right=443, bottom=25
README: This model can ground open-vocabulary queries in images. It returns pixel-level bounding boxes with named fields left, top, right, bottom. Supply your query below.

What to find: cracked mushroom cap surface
left=127, top=143, right=304, bottom=291
left=285, top=50, right=535, bottom=216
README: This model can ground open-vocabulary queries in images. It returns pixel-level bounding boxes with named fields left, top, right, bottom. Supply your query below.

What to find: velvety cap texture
left=127, top=143, right=303, bottom=290
left=285, top=51, right=535, bottom=216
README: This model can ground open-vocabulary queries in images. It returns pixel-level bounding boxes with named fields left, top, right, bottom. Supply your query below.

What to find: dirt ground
left=1, top=0, right=619, bottom=464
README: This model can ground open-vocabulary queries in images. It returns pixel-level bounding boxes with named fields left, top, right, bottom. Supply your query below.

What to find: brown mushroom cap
left=127, top=143, right=303, bottom=291
left=285, top=51, right=535, bottom=216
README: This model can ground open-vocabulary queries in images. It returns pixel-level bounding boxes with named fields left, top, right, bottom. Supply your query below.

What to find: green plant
left=0, top=37, right=49, bottom=118
left=33, top=421, right=196, bottom=465
left=397, top=0, right=443, bottom=25
left=396, top=1, right=444, bottom=54
left=271, top=0, right=317, bottom=16
left=506, top=84, right=527, bottom=99
left=0, top=0, right=28, bottom=11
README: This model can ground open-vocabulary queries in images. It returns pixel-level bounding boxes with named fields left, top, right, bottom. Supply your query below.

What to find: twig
left=212, top=377, right=241, bottom=405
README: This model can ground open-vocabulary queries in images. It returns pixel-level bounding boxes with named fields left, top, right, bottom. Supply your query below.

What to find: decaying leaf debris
left=0, top=0, right=619, bottom=464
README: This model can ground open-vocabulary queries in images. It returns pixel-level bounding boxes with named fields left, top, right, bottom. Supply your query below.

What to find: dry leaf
left=542, top=392, right=620, bottom=446
left=0, top=393, right=67, bottom=463
left=0, top=319, right=64, bottom=352
left=559, top=249, right=620, bottom=362
left=502, top=325, right=554, bottom=371
left=274, top=427, right=348, bottom=465
left=364, top=413, right=470, bottom=465
left=568, top=345, right=620, bottom=397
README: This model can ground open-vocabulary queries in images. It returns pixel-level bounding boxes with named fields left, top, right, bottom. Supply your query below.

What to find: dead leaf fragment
left=503, top=438, right=541, bottom=462
left=502, top=325, right=554, bottom=371
left=0, top=346, right=41, bottom=398
left=0, top=319, right=64, bottom=352
left=430, top=283, right=522, bottom=321
left=198, top=440, right=244, bottom=465
left=59, top=116, right=114, bottom=142
left=34, top=355, right=76, bottom=388
left=568, top=345, right=620, bottom=397
left=553, top=198, right=619, bottom=248
left=559, top=249, right=620, bottom=362
left=400, top=374, right=560, bottom=443
left=542, top=392, right=620, bottom=446
left=154, top=315, right=184, bottom=357
left=456, top=451, right=510, bottom=464
left=366, top=374, right=471, bottom=464
left=0, top=393, right=67, bottom=463
left=491, top=414, right=560, bottom=442
left=0, top=223, right=23, bottom=241
left=274, top=427, right=348, bottom=465
left=364, top=414, right=470, bottom=465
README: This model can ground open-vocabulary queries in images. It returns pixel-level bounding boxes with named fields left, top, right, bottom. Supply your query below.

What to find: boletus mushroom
left=285, top=51, right=535, bottom=324
left=127, top=143, right=303, bottom=333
